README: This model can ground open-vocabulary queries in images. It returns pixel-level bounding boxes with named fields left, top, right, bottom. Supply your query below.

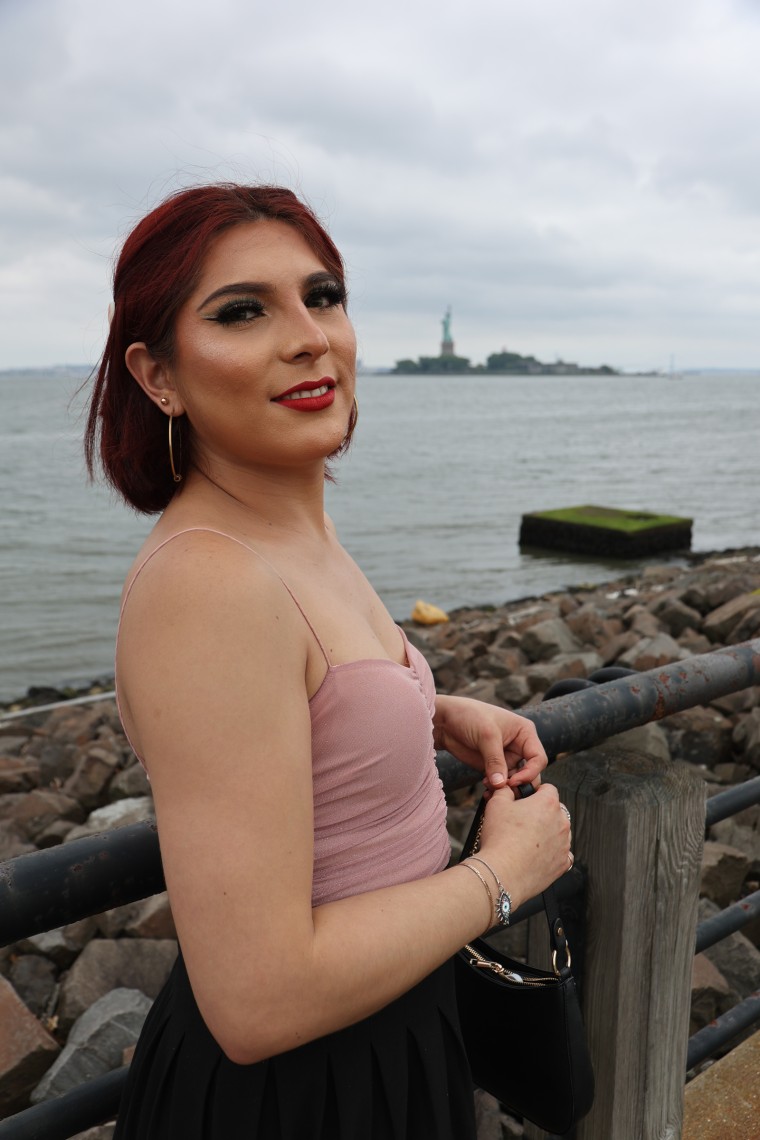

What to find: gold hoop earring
left=168, top=414, right=182, bottom=484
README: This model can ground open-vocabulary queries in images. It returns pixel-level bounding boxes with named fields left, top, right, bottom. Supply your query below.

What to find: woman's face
left=165, top=219, right=356, bottom=474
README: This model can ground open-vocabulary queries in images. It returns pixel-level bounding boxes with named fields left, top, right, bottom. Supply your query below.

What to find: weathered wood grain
left=524, top=747, right=705, bottom=1140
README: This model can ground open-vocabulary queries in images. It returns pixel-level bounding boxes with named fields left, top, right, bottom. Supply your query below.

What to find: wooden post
left=523, top=746, right=705, bottom=1140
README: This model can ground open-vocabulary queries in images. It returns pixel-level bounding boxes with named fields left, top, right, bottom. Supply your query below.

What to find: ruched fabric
left=113, top=954, right=476, bottom=1140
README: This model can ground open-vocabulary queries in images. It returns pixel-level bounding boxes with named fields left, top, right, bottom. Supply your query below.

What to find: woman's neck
left=176, top=460, right=329, bottom=542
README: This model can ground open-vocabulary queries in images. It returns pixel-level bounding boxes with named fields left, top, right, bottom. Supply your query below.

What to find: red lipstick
left=273, top=378, right=336, bottom=412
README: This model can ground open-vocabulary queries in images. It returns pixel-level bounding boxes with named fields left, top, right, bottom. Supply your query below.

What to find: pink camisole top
left=116, top=529, right=451, bottom=907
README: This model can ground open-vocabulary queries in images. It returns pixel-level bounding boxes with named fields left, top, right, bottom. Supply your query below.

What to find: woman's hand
left=476, top=783, right=572, bottom=909
left=433, top=694, right=547, bottom=791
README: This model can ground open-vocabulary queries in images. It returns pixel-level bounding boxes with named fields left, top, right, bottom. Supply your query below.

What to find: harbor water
left=1, top=368, right=758, bottom=701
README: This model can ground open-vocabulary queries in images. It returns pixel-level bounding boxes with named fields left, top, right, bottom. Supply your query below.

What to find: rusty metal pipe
left=438, top=639, right=760, bottom=791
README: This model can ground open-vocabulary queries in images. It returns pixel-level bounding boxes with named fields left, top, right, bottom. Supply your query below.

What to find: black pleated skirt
left=113, top=952, right=476, bottom=1140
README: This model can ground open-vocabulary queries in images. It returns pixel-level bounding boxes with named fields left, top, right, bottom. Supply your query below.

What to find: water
left=1, top=368, right=758, bottom=700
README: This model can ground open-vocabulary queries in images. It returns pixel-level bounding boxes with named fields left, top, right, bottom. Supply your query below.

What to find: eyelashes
left=305, top=280, right=347, bottom=309
left=205, top=299, right=265, bottom=326
left=205, top=279, right=347, bottom=327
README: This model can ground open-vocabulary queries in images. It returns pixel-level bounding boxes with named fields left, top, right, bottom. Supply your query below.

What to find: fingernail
left=490, top=773, right=505, bottom=787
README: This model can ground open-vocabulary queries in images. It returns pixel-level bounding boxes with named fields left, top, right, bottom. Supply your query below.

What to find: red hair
left=85, top=184, right=352, bottom=513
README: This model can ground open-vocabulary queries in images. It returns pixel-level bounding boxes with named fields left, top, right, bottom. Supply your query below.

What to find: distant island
left=393, top=308, right=618, bottom=376
left=393, top=350, right=618, bottom=376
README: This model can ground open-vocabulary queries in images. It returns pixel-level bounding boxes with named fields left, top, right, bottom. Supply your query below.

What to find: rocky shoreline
left=1, top=548, right=759, bottom=1137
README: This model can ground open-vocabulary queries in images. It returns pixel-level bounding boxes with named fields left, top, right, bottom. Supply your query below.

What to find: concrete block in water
left=519, top=504, right=693, bottom=557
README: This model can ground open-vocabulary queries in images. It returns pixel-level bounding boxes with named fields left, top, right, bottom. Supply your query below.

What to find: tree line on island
left=393, top=350, right=618, bottom=376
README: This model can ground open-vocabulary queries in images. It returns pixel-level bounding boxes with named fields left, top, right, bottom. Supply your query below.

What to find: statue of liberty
left=440, top=306, right=454, bottom=356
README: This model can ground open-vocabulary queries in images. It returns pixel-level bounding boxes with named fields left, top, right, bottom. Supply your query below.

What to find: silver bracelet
left=468, top=856, right=512, bottom=926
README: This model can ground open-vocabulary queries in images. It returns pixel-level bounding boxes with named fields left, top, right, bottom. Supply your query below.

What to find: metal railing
left=0, top=638, right=759, bottom=1139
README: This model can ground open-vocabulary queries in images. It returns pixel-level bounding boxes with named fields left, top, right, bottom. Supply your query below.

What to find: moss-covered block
left=519, top=505, right=693, bottom=557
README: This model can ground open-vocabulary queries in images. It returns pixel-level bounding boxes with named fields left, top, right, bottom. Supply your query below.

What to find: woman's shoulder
left=121, top=525, right=290, bottom=618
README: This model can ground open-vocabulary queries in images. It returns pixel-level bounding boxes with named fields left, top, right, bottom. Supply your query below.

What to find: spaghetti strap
left=119, top=527, right=332, bottom=667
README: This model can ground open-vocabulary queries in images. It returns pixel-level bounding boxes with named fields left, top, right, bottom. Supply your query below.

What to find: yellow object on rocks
left=411, top=600, right=450, bottom=625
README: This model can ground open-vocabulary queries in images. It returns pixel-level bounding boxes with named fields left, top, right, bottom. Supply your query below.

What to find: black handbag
left=454, top=787, right=595, bottom=1135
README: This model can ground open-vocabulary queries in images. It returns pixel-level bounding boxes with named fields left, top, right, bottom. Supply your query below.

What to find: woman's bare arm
left=118, top=531, right=570, bottom=1064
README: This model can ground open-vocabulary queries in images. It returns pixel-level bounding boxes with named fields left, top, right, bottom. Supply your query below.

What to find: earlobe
left=125, top=343, right=183, bottom=414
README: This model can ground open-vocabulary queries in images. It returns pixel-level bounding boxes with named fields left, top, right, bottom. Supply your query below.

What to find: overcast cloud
left=1, top=0, right=759, bottom=371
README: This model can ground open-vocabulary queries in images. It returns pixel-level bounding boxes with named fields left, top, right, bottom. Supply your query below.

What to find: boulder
left=700, top=842, right=750, bottom=909
left=0, top=756, right=41, bottom=794
left=8, top=955, right=58, bottom=1019
left=56, top=939, right=176, bottom=1033
left=662, top=706, right=735, bottom=768
left=16, top=918, right=100, bottom=970
left=702, top=592, right=760, bottom=644
left=700, top=899, right=760, bottom=1001
left=97, top=893, right=176, bottom=941
left=732, top=708, right=760, bottom=770
left=626, top=605, right=663, bottom=639
left=617, top=633, right=690, bottom=671
left=0, top=789, right=85, bottom=844
left=64, top=746, right=122, bottom=810
left=494, top=673, right=532, bottom=708
left=652, top=596, right=703, bottom=637
left=108, top=762, right=151, bottom=802
left=690, top=952, right=732, bottom=1035
left=0, top=974, right=59, bottom=1115
left=31, top=988, right=151, bottom=1104
left=520, top=618, right=583, bottom=663
left=608, top=722, right=671, bottom=764
left=64, top=796, right=154, bottom=842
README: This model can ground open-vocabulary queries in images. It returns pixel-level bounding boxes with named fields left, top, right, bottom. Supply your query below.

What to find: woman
left=86, top=184, right=571, bottom=1139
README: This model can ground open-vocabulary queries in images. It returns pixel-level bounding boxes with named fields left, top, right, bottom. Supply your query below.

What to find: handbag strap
left=459, top=784, right=572, bottom=976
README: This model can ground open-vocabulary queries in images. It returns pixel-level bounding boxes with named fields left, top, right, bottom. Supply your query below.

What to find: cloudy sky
left=2, top=0, right=759, bottom=373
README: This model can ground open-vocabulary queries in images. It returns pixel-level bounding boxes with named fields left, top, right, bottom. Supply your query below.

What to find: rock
left=608, top=722, right=671, bottom=763
left=0, top=756, right=41, bottom=794
left=732, top=708, right=760, bottom=770
left=700, top=899, right=760, bottom=1001
left=451, top=679, right=500, bottom=707
left=701, top=842, right=750, bottom=909
left=0, top=789, right=85, bottom=844
left=64, top=746, right=122, bottom=811
left=0, top=821, right=35, bottom=860
left=709, top=819, right=760, bottom=879
left=473, top=1089, right=508, bottom=1139
left=682, top=572, right=760, bottom=616
left=662, top=706, right=735, bottom=768
left=520, top=618, right=583, bottom=663
left=599, top=629, right=640, bottom=664
left=31, top=988, right=151, bottom=1104
left=56, top=939, right=177, bottom=1033
left=652, top=596, right=703, bottom=637
left=70, top=1127, right=116, bottom=1140
left=8, top=955, right=58, bottom=1019
left=626, top=605, right=663, bottom=639
left=108, top=762, right=151, bottom=802
left=16, top=919, right=100, bottom=970
left=690, top=953, right=732, bottom=1035
left=617, top=633, right=690, bottom=671
left=64, top=796, right=154, bottom=842
left=678, top=628, right=712, bottom=655
left=564, top=605, right=622, bottom=648
left=476, top=648, right=528, bottom=679
left=711, top=763, right=753, bottom=786
left=494, top=673, right=532, bottom=708
left=524, top=650, right=604, bottom=695
left=0, top=973, right=59, bottom=1115
left=702, top=592, right=760, bottom=644
left=97, top=893, right=176, bottom=941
